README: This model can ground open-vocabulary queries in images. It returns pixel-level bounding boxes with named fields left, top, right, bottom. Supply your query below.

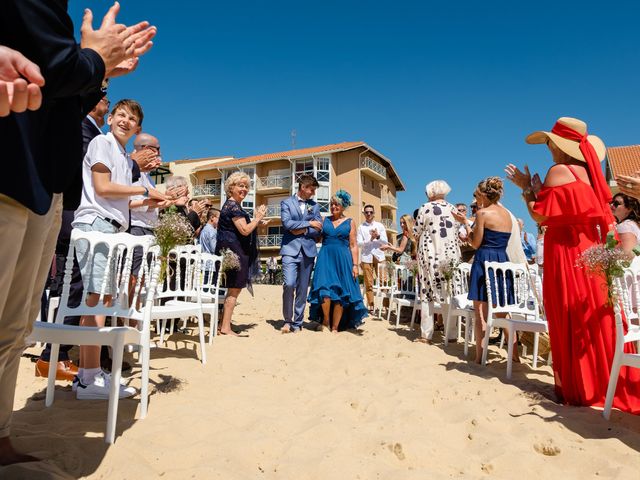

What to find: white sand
left=3, top=284, right=640, bottom=479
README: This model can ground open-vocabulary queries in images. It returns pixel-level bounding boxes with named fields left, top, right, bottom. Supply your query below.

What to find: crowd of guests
left=1, top=1, right=640, bottom=468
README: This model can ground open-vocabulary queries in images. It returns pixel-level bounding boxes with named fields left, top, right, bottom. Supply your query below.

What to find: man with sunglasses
left=357, top=205, right=388, bottom=312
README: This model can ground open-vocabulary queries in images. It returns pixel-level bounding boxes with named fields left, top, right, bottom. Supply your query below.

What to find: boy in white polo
left=72, top=99, right=166, bottom=400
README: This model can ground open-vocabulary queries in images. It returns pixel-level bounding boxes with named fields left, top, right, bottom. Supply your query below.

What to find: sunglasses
left=610, top=201, right=623, bottom=207
left=364, top=210, right=374, bottom=214
left=138, top=144, right=160, bottom=153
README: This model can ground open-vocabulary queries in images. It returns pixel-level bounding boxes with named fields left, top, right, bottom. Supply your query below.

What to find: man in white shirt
left=357, top=205, right=388, bottom=311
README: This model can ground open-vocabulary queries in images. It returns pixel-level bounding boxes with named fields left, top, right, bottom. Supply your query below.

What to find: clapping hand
left=615, top=172, right=640, bottom=200
left=505, top=164, right=532, bottom=190
left=451, top=209, right=468, bottom=224
left=309, top=220, right=323, bottom=231
left=255, top=204, right=267, bottom=221
left=131, top=148, right=158, bottom=172
left=531, top=173, right=543, bottom=194
left=0, top=46, right=45, bottom=116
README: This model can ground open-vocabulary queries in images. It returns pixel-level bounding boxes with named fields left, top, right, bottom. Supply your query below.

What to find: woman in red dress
left=505, top=117, right=640, bottom=414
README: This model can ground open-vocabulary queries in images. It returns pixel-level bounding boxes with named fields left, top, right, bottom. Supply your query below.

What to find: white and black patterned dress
left=413, top=200, right=461, bottom=303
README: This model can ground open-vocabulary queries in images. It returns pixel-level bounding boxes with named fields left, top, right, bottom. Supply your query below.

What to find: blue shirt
left=521, top=230, right=537, bottom=261
left=200, top=223, right=218, bottom=254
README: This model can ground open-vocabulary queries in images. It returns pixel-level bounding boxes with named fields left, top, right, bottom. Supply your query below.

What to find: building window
left=316, top=156, right=330, bottom=182
left=268, top=226, right=283, bottom=235
left=294, top=159, right=314, bottom=181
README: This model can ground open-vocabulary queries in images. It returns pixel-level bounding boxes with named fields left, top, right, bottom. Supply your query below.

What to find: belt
left=101, top=217, right=123, bottom=231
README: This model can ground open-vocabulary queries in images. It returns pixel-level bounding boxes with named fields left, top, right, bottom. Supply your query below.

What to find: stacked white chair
left=482, top=261, right=548, bottom=379
left=387, top=265, right=420, bottom=327
left=443, top=263, right=475, bottom=354
left=373, top=261, right=395, bottom=318
left=165, top=252, right=223, bottom=345
left=618, top=264, right=640, bottom=327
left=28, top=229, right=160, bottom=444
left=603, top=283, right=640, bottom=419
left=152, top=245, right=207, bottom=364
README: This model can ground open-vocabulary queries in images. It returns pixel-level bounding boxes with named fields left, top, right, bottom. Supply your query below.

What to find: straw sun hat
left=525, top=117, right=606, bottom=162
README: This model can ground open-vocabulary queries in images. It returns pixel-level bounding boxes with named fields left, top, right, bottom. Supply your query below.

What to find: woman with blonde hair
left=382, top=214, right=417, bottom=263
left=453, top=177, right=514, bottom=363
left=215, top=171, right=267, bottom=336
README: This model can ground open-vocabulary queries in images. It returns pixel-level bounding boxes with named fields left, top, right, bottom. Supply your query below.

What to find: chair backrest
left=200, top=252, right=223, bottom=295
left=374, top=261, right=396, bottom=292
left=452, top=262, right=472, bottom=295
left=616, top=266, right=640, bottom=322
left=392, top=265, right=417, bottom=297
left=484, top=261, right=539, bottom=320
left=155, top=244, right=203, bottom=300
left=56, top=229, right=159, bottom=324
left=613, top=281, right=629, bottom=351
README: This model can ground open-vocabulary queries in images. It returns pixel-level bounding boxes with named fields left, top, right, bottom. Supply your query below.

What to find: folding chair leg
left=45, top=343, right=61, bottom=407
left=603, top=356, right=622, bottom=420
left=506, top=327, right=515, bottom=379
left=106, top=336, right=125, bottom=444
left=140, top=338, right=150, bottom=419
left=532, top=332, right=539, bottom=369
left=196, top=311, right=207, bottom=365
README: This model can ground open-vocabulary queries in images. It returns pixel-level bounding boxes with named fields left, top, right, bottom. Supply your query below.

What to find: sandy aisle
left=3, top=284, right=639, bottom=479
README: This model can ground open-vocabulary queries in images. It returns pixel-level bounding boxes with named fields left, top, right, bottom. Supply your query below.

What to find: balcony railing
left=360, top=156, right=387, bottom=179
left=257, top=175, right=291, bottom=191
left=381, top=218, right=397, bottom=231
left=192, top=183, right=221, bottom=197
left=265, top=205, right=282, bottom=217
left=258, top=234, right=283, bottom=248
left=380, top=194, right=397, bottom=208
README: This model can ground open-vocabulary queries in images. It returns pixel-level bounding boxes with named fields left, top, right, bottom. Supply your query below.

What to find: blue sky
left=69, top=1, right=640, bottom=232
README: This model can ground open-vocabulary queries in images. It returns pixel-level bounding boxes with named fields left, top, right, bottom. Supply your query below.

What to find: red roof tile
left=608, top=145, right=640, bottom=178
left=212, top=141, right=366, bottom=168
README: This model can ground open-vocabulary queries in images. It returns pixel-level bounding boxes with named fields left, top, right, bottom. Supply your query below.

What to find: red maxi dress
left=534, top=167, right=640, bottom=414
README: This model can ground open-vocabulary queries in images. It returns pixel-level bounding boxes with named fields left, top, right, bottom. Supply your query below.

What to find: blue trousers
left=282, top=253, right=315, bottom=330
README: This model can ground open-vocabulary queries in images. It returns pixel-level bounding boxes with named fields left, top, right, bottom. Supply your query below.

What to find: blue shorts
left=74, top=217, right=119, bottom=295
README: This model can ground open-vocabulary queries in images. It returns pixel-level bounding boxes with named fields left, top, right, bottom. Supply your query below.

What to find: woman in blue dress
left=308, top=190, right=368, bottom=332
left=453, top=177, right=515, bottom=363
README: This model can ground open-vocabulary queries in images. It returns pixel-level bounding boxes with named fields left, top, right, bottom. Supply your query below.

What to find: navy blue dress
left=467, top=228, right=514, bottom=304
left=215, top=199, right=256, bottom=289
left=308, top=218, right=368, bottom=330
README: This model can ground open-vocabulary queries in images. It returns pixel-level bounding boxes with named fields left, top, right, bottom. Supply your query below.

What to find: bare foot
left=0, top=437, right=39, bottom=466
left=413, top=337, right=431, bottom=344
left=280, top=324, right=292, bottom=334
left=219, top=329, right=240, bottom=337
left=331, top=329, right=339, bottom=334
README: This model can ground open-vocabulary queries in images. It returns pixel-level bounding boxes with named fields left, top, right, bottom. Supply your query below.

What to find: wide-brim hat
left=525, top=116, right=606, bottom=162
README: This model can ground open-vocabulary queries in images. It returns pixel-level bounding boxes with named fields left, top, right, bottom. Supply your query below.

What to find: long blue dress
left=467, top=228, right=514, bottom=304
left=308, top=218, right=368, bottom=330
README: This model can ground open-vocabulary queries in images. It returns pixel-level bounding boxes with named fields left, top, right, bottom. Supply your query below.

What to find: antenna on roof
left=291, top=129, right=297, bottom=148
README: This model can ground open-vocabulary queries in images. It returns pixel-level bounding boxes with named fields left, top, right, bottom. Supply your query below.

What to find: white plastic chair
left=152, top=246, right=207, bottom=364
left=387, top=266, right=419, bottom=327
left=618, top=265, right=640, bottom=327
left=165, top=252, right=223, bottom=345
left=481, top=261, right=548, bottom=379
left=603, top=285, right=640, bottom=419
left=27, top=230, right=160, bottom=444
left=373, top=262, right=395, bottom=318
left=443, top=263, right=475, bottom=355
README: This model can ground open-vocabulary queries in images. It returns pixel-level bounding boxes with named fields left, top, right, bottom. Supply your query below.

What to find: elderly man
left=357, top=205, right=388, bottom=312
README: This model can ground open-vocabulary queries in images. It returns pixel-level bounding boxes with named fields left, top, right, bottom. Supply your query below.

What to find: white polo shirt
left=131, top=172, right=158, bottom=229
left=73, top=132, right=133, bottom=230
left=357, top=220, right=388, bottom=263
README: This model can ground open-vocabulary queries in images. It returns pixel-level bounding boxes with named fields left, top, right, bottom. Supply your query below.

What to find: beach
left=4, top=284, right=640, bottom=479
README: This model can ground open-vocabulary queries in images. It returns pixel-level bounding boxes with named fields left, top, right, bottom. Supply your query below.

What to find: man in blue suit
left=280, top=175, right=323, bottom=333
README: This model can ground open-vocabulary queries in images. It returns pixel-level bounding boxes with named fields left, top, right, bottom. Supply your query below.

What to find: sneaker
left=76, top=371, right=136, bottom=400
left=71, top=375, right=84, bottom=392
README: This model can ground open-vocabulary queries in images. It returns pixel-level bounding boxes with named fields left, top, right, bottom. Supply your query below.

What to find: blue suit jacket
left=279, top=195, right=322, bottom=257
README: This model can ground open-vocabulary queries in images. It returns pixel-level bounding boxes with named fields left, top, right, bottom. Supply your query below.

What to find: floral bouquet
left=153, top=212, right=194, bottom=283
left=439, top=258, right=460, bottom=296
left=220, top=248, right=241, bottom=276
left=576, top=232, right=637, bottom=305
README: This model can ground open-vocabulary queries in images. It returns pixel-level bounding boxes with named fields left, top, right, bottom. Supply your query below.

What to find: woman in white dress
left=413, top=180, right=461, bottom=344
left=611, top=193, right=640, bottom=252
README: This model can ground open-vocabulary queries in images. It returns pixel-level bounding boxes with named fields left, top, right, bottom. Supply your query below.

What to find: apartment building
left=166, top=142, right=405, bottom=259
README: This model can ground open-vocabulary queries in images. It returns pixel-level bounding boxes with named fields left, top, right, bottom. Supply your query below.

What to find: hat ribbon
left=550, top=122, right=616, bottom=235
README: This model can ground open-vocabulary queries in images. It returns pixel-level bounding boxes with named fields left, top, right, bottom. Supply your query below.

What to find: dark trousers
left=268, top=269, right=276, bottom=285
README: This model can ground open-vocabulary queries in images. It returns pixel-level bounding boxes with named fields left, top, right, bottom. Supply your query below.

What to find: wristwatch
left=142, top=186, right=149, bottom=198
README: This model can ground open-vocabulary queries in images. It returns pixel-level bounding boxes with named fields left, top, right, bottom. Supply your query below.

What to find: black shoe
left=488, top=335, right=502, bottom=345
left=101, top=357, right=132, bottom=373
